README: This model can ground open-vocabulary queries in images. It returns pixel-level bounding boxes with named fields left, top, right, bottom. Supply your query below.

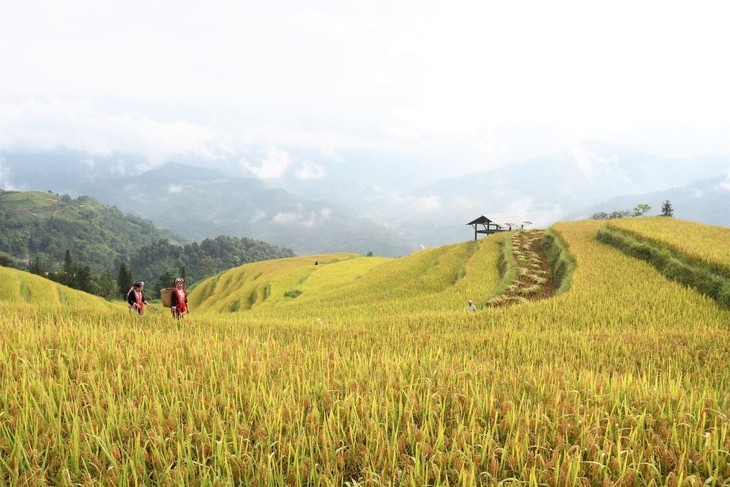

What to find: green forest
left=0, top=190, right=295, bottom=299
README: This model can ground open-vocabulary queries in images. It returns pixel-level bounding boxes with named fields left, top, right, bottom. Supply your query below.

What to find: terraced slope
left=0, top=266, right=120, bottom=311
left=1, top=220, right=728, bottom=485
left=606, top=217, right=730, bottom=272
left=189, top=253, right=386, bottom=314
left=487, top=230, right=558, bottom=306
left=598, top=218, right=730, bottom=307
left=191, top=236, right=504, bottom=318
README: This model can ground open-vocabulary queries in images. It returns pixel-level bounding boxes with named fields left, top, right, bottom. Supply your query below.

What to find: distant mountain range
left=351, top=142, right=730, bottom=246
left=569, top=176, right=730, bottom=226
left=1, top=142, right=728, bottom=253
left=0, top=152, right=416, bottom=256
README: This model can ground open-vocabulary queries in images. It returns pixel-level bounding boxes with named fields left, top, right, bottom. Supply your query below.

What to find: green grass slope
left=0, top=266, right=123, bottom=311
left=190, top=235, right=504, bottom=318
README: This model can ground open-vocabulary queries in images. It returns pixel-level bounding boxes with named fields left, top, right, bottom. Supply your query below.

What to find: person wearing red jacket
left=171, top=277, right=189, bottom=319
left=127, top=281, right=148, bottom=316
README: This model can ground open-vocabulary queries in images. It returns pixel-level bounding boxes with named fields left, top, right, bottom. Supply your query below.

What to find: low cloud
left=717, top=170, right=730, bottom=191
left=241, top=146, right=291, bottom=179
left=249, top=210, right=267, bottom=224
left=390, top=193, right=442, bottom=213
left=567, top=146, right=622, bottom=182
left=168, top=184, right=184, bottom=194
left=0, top=161, right=18, bottom=190
left=295, top=161, right=326, bottom=180
left=271, top=207, right=333, bottom=228
left=0, top=96, right=218, bottom=166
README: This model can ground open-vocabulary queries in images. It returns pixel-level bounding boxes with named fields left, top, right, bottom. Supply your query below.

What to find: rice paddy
left=1, top=220, right=728, bottom=485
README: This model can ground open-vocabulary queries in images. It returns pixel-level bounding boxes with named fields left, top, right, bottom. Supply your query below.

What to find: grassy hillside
left=0, top=266, right=121, bottom=310
left=598, top=218, right=730, bottom=307
left=0, top=190, right=183, bottom=270
left=605, top=217, right=730, bottom=273
left=1, top=219, right=729, bottom=485
left=191, top=237, right=504, bottom=317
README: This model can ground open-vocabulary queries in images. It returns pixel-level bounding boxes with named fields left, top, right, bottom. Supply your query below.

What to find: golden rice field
left=606, top=217, right=730, bottom=274
left=1, top=219, right=729, bottom=486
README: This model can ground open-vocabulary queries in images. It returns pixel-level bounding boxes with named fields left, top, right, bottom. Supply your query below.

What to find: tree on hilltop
left=592, top=203, right=651, bottom=220
left=661, top=200, right=674, bottom=217
left=632, top=204, right=652, bottom=217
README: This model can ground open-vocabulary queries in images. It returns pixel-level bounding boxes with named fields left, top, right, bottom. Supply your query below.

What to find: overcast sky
left=2, top=0, right=729, bottom=185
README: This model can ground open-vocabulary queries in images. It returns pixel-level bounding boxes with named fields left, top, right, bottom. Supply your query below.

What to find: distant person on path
left=171, top=277, right=189, bottom=319
left=127, top=281, right=148, bottom=316
left=467, top=299, right=477, bottom=311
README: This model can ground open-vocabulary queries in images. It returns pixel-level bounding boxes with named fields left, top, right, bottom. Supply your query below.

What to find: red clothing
left=172, top=288, right=188, bottom=313
left=126, top=287, right=147, bottom=314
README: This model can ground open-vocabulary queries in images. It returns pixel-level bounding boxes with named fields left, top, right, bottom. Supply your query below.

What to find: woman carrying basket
left=171, top=277, right=189, bottom=319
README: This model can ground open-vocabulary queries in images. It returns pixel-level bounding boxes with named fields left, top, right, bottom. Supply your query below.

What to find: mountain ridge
left=2, top=143, right=728, bottom=253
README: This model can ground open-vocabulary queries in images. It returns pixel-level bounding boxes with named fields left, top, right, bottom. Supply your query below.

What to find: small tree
left=632, top=203, right=652, bottom=217
left=609, top=210, right=631, bottom=219
left=661, top=200, right=674, bottom=217
left=74, top=265, right=95, bottom=294
left=97, top=270, right=118, bottom=300
left=117, top=261, right=133, bottom=298
left=29, top=256, right=47, bottom=275
left=0, top=252, right=16, bottom=268
left=62, top=250, right=75, bottom=287
left=155, top=269, right=177, bottom=298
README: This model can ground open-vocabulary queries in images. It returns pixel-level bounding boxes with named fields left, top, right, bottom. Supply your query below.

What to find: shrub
left=284, top=289, right=302, bottom=298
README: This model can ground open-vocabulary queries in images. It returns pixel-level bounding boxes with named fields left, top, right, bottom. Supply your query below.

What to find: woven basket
left=160, top=288, right=173, bottom=308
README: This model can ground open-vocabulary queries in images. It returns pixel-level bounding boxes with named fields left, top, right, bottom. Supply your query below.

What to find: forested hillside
left=0, top=190, right=295, bottom=298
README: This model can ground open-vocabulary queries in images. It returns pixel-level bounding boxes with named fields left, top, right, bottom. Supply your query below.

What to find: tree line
left=0, top=191, right=295, bottom=300
left=22, top=235, right=295, bottom=300
left=591, top=200, right=674, bottom=220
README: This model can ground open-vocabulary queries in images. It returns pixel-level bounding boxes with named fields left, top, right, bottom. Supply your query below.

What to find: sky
left=2, top=0, right=730, bottom=188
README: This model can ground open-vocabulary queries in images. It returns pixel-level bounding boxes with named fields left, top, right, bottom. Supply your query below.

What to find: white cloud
left=0, top=96, right=219, bottom=166
left=110, top=160, right=129, bottom=177
left=249, top=210, right=267, bottom=224
left=241, top=146, right=292, bottom=179
left=1, top=0, right=730, bottom=184
left=386, top=192, right=442, bottom=213
left=296, top=161, right=326, bottom=180
left=271, top=207, right=333, bottom=227
left=271, top=212, right=298, bottom=225
left=566, top=146, right=622, bottom=182
left=717, top=170, right=730, bottom=191
left=0, top=161, right=18, bottom=190
left=168, top=184, right=184, bottom=194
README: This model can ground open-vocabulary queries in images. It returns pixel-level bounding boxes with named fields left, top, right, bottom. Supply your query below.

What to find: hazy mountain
left=0, top=149, right=147, bottom=192
left=0, top=151, right=416, bottom=256
left=364, top=142, right=730, bottom=246
left=570, top=176, right=730, bottom=226
left=2, top=143, right=728, bottom=253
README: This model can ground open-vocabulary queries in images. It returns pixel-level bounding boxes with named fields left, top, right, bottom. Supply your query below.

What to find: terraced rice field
left=1, top=219, right=728, bottom=485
